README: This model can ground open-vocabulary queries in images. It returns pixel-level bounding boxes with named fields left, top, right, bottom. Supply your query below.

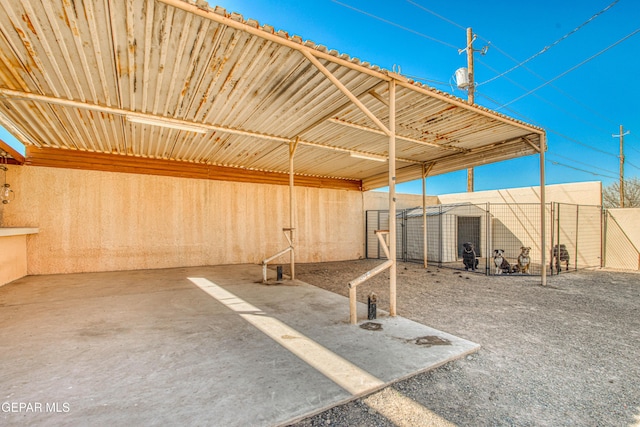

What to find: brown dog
left=514, top=246, right=531, bottom=274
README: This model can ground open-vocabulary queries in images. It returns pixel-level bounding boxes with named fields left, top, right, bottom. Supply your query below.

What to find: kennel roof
left=401, top=204, right=487, bottom=218
left=0, top=0, right=545, bottom=190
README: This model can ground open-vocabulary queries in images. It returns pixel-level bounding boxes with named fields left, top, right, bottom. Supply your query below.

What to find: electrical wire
left=330, top=0, right=459, bottom=49
left=547, top=160, right=618, bottom=179
left=497, top=28, right=640, bottom=110
left=475, top=91, right=619, bottom=159
left=405, top=0, right=466, bottom=31
left=402, top=74, right=450, bottom=87
left=405, top=0, right=626, bottom=137
left=548, top=151, right=619, bottom=175
left=474, top=62, right=612, bottom=134
left=626, top=160, right=640, bottom=171
left=476, top=57, right=616, bottom=134
left=477, top=0, right=620, bottom=87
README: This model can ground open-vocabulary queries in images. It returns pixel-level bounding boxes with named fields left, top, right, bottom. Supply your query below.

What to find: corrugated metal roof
left=0, top=0, right=545, bottom=189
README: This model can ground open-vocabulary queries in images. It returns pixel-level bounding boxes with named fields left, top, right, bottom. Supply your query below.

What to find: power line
left=548, top=160, right=618, bottom=180
left=405, top=0, right=466, bottom=30
left=405, top=0, right=626, bottom=136
left=497, top=28, right=640, bottom=110
left=402, top=73, right=450, bottom=87
left=331, top=0, right=459, bottom=49
left=627, top=160, right=640, bottom=171
left=474, top=62, right=613, bottom=134
left=548, top=151, right=618, bottom=175
left=475, top=91, right=620, bottom=158
left=476, top=52, right=618, bottom=133
left=478, top=0, right=620, bottom=86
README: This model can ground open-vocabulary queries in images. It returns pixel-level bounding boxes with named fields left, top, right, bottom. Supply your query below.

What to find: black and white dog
left=493, top=249, right=512, bottom=274
left=462, top=242, right=479, bottom=271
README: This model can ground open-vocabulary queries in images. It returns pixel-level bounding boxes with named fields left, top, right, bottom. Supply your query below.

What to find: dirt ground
left=286, top=260, right=640, bottom=427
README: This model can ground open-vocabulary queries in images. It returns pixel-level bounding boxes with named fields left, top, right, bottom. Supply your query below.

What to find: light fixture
left=125, top=115, right=210, bottom=134
left=1, top=152, right=15, bottom=204
left=350, top=152, right=387, bottom=162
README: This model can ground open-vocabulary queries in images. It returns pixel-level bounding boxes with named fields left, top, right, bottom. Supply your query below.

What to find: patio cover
left=0, top=0, right=545, bottom=190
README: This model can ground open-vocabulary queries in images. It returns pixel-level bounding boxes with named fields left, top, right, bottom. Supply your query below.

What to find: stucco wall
left=0, top=235, right=28, bottom=284
left=363, top=191, right=438, bottom=211
left=437, top=181, right=602, bottom=206
left=605, top=208, right=640, bottom=270
left=2, top=166, right=364, bottom=275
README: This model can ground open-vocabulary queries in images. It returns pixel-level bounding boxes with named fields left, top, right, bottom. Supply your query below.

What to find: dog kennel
left=366, top=202, right=603, bottom=275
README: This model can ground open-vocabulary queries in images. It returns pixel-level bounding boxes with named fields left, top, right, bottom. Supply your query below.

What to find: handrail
left=348, top=230, right=392, bottom=324
left=262, top=228, right=294, bottom=283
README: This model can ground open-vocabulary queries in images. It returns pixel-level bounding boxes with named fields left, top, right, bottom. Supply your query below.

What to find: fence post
left=549, top=203, right=555, bottom=275
left=486, top=202, right=491, bottom=276
left=602, top=209, right=607, bottom=268
left=402, top=209, right=408, bottom=262
left=575, top=205, right=579, bottom=271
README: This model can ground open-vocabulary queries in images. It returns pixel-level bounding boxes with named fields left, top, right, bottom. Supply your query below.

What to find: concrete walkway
left=0, top=264, right=478, bottom=426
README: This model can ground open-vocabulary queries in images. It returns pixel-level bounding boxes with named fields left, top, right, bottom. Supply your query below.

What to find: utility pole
left=466, top=27, right=475, bottom=192
left=613, top=125, right=629, bottom=207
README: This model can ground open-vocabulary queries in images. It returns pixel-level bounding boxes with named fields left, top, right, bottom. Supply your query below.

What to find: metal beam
left=328, top=118, right=467, bottom=153
left=295, top=82, right=387, bottom=137
left=522, top=135, right=542, bottom=153
left=0, top=88, right=425, bottom=167
left=422, top=162, right=435, bottom=268
left=300, top=50, right=391, bottom=137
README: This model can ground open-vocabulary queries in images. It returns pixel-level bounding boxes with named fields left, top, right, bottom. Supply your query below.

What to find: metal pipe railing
left=347, top=230, right=392, bottom=324
left=261, top=228, right=294, bottom=283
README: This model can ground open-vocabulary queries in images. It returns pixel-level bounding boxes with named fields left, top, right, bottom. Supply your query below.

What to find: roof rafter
left=327, top=118, right=467, bottom=153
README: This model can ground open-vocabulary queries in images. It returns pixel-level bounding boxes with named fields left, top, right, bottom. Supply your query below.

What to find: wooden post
left=466, top=27, right=475, bottom=192
left=617, top=125, right=626, bottom=208
left=389, top=79, right=397, bottom=317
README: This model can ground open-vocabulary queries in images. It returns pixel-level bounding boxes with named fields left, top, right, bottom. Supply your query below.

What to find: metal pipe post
left=388, top=79, right=397, bottom=317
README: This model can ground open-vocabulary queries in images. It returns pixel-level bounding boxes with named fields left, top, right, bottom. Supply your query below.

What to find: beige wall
left=0, top=235, right=28, bottom=284
left=2, top=166, right=364, bottom=275
left=605, top=208, right=640, bottom=270
left=437, top=181, right=602, bottom=206
left=363, top=191, right=438, bottom=211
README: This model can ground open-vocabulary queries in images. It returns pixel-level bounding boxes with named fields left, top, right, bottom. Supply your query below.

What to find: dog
left=462, top=242, right=479, bottom=271
left=493, top=249, right=512, bottom=274
left=551, top=244, right=570, bottom=273
left=513, top=246, right=531, bottom=274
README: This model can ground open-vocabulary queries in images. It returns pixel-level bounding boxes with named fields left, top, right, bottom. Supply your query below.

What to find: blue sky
left=2, top=0, right=639, bottom=195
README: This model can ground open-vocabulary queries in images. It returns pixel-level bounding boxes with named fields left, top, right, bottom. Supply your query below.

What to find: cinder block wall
left=3, top=166, right=364, bottom=274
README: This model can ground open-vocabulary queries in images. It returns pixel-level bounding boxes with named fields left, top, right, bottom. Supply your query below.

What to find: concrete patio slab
left=0, top=264, right=479, bottom=426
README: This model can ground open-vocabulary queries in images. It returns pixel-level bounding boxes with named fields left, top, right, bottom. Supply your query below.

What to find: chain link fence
left=366, top=202, right=603, bottom=276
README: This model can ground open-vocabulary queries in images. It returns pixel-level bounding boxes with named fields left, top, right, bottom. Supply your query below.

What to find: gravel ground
left=285, top=260, right=640, bottom=427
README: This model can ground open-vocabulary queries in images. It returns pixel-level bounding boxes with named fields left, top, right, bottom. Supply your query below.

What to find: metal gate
left=365, top=202, right=603, bottom=275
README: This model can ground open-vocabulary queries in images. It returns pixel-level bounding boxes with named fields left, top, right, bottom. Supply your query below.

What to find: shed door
left=458, top=216, right=481, bottom=257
